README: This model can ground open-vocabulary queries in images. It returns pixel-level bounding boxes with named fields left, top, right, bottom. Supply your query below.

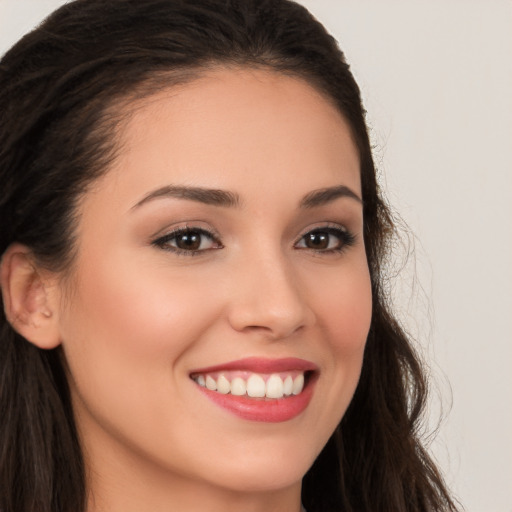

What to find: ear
left=0, top=243, right=61, bottom=349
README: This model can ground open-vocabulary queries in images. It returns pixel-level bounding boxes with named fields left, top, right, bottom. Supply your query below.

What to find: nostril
left=237, top=321, right=306, bottom=341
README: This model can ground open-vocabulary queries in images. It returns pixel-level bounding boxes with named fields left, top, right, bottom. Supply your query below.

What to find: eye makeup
left=294, top=224, right=356, bottom=254
left=152, top=226, right=223, bottom=256
left=151, top=222, right=356, bottom=257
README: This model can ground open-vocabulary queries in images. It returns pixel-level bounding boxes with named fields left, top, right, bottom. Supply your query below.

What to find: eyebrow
left=132, top=185, right=241, bottom=209
left=299, top=185, right=362, bottom=208
left=132, top=183, right=361, bottom=210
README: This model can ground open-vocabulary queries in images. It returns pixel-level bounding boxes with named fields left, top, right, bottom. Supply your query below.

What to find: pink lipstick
left=190, top=357, right=318, bottom=423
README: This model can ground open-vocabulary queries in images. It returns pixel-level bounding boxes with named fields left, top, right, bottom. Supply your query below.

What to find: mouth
left=191, top=370, right=310, bottom=398
left=189, top=357, right=318, bottom=422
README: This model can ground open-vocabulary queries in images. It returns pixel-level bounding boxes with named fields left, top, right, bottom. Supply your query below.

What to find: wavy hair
left=0, top=1, right=459, bottom=511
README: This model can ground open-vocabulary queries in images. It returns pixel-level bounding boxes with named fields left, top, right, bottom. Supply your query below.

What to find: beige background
left=1, top=1, right=511, bottom=510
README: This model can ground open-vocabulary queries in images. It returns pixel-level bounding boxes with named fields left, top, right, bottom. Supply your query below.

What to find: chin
left=197, top=444, right=316, bottom=494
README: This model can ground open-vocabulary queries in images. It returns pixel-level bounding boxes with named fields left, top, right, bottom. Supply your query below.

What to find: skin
left=45, top=68, right=372, bottom=512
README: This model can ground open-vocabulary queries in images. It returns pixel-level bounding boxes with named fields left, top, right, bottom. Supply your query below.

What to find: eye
left=295, top=226, right=355, bottom=253
left=152, top=227, right=222, bottom=255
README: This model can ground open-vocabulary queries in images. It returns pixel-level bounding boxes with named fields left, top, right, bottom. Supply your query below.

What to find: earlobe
left=0, top=243, right=61, bottom=349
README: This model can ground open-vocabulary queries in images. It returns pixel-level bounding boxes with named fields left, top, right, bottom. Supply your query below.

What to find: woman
left=0, top=1, right=460, bottom=511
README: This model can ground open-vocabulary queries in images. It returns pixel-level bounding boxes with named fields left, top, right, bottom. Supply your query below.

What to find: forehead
left=87, top=67, right=360, bottom=206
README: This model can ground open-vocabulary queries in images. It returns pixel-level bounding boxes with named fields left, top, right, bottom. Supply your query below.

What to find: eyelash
left=152, top=227, right=223, bottom=256
left=294, top=225, right=356, bottom=254
left=152, top=225, right=356, bottom=256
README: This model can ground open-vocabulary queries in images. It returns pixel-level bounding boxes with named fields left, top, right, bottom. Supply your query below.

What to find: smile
left=190, top=358, right=318, bottom=422
left=192, top=371, right=306, bottom=399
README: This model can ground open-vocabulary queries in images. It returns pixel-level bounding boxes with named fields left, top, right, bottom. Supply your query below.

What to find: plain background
left=1, top=1, right=511, bottom=511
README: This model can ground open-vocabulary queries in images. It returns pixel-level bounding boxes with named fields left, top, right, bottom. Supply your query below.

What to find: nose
left=226, top=252, right=315, bottom=340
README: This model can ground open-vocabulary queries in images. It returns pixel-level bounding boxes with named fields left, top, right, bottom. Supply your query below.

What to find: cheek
left=294, top=260, right=371, bottom=457
left=57, top=253, right=223, bottom=416
left=57, top=256, right=225, bottom=466
left=313, top=259, right=372, bottom=355
left=314, top=259, right=372, bottom=391
left=63, top=256, right=216, bottom=356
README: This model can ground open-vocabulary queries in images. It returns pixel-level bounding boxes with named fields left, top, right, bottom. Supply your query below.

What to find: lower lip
left=195, top=378, right=316, bottom=423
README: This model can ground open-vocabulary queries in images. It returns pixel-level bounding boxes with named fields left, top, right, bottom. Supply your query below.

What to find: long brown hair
left=0, top=1, right=459, bottom=511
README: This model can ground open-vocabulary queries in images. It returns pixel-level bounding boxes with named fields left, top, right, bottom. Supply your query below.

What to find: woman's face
left=55, top=68, right=372, bottom=502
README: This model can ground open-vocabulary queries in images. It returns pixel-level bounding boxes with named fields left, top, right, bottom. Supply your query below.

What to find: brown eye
left=295, top=226, right=355, bottom=253
left=303, top=231, right=331, bottom=250
left=153, top=228, right=221, bottom=254
left=175, top=232, right=203, bottom=251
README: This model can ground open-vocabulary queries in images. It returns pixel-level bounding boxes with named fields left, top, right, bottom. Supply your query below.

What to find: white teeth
left=266, top=374, right=284, bottom=398
left=205, top=375, right=217, bottom=391
left=194, top=371, right=308, bottom=399
left=217, top=374, right=230, bottom=394
left=230, top=377, right=247, bottom=396
left=247, top=374, right=266, bottom=397
left=292, top=374, right=304, bottom=395
left=283, top=375, right=293, bottom=396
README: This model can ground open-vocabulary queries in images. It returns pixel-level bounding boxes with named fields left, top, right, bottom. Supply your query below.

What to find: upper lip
left=190, top=357, right=318, bottom=375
